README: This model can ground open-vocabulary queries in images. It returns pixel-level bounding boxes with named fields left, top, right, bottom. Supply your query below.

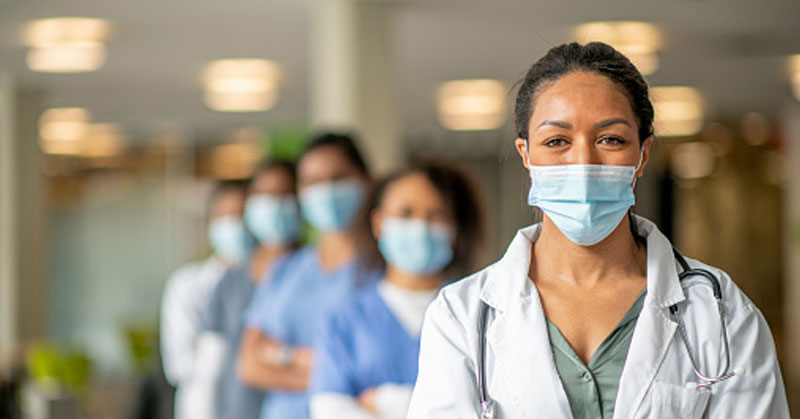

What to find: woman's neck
left=384, top=266, right=443, bottom=291
left=317, top=231, right=356, bottom=272
left=531, top=215, right=646, bottom=287
left=249, top=244, right=290, bottom=283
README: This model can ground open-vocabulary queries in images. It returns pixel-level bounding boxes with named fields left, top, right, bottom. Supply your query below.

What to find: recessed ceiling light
left=671, top=142, right=715, bottom=180
left=82, top=123, right=126, bottom=158
left=650, top=86, right=704, bottom=137
left=38, top=107, right=91, bottom=155
left=23, top=18, right=110, bottom=73
left=573, top=21, right=662, bottom=75
left=208, top=143, right=263, bottom=179
left=790, top=55, right=800, bottom=102
left=740, top=112, right=770, bottom=146
left=436, top=79, right=507, bottom=131
left=203, top=59, right=281, bottom=112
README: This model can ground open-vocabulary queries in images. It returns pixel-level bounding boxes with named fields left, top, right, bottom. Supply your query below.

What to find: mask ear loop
left=631, top=148, right=645, bottom=189
left=524, top=140, right=534, bottom=171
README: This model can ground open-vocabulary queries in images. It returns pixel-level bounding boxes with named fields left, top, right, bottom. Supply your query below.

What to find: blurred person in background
left=238, top=132, right=380, bottom=419
left=309, top=162, right=485, bottom=419
left=199, top=161, right=301, bottom=419
left=160, top=180, right=247, bottom=419
left=408, top=42, right=789, bottom=418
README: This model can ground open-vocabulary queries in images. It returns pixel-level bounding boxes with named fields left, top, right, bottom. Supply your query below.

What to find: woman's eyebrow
left=537, top=120, right=572, bottom=130
left=536, top=118, right=632, bottom=130
left=594, top=118, right=632, bottom=128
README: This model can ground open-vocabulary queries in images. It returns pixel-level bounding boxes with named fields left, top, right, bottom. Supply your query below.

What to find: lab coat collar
left=478, top=222, right=540, bottom=313
left=479, top=215, right=685, bottom=312
left=634, top=215, right=685, bottom=308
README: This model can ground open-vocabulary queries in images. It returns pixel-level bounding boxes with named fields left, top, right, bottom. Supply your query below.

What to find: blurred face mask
left=245, top=194, right=300, bottom=245
left=208, top=215, right=248, bottom=263
left=526, top=146, right=641, bottom=246
left=378, top=217, right=454, bottom=276
left=299, top=179, right=365, bottom=232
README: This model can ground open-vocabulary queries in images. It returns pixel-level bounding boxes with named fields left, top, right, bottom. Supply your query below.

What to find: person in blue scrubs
left=309, top=162, right=486, bottom=419
left=238, top=132, right=378, bottom=419
left=200, top=160, right=301, bottom=419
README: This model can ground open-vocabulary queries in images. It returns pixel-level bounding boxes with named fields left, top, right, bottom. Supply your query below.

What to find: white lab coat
left=160, top=256, right=228, bottom=419
left=408, top=216, right=789, bottom=419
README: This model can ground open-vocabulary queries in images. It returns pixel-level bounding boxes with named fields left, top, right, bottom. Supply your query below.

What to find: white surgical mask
left=299, top=179, right=365, bottom=232
left=244, top=194, right=300, bottom=245
left=378, top=217, right=454, bottom=276
left=525, top=146, right=643, bottom=246
left=208, top=215, right=248, bottom=263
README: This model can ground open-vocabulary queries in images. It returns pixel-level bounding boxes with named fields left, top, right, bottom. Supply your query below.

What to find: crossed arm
left=237, top=326, right=313, bottom=392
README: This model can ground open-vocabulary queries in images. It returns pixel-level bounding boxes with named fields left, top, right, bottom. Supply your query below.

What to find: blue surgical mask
left=299, top=179, right=365, bottom=232
left=245, top=194, right=300, bottom=245
left=208, top=215, right=248, bottom=263
left=527, top=158, right=638, bottom=246
left=378, top=217, right=454, bottom=276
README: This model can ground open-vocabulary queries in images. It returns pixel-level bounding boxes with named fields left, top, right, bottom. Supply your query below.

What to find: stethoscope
left=475, top=248, right=739, bottom=419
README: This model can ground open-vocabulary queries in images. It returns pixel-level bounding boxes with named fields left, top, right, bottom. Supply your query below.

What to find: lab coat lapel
left=613, top=301, right=677, bottom=419
left=508, top=292, right=574, bottom=418
left=613, top=217, right=685, bottom=419
left=481, top=225, right=573, bottom=418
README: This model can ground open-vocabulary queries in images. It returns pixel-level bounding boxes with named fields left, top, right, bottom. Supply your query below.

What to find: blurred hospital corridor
left=0, top=0, right=799, bottom=418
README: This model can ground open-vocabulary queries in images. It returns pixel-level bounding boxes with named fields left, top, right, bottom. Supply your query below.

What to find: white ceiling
left=0, top=0, right=798, bottom=146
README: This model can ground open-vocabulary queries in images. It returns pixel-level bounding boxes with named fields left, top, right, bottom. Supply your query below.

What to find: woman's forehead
left=385, top=173, right=437, bottom=200
left=531, top=72, right=636, bottom=124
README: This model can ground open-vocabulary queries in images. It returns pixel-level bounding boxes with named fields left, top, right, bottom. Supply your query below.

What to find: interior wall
left=48, top=174, right=211, bottom=374
left=15, top=88, right=48, bottom=346
left=783, top=103, right=800, bottom=407
left=669, top=123, right=787, bottom=402
left=0, top=73, right=16, bottom=362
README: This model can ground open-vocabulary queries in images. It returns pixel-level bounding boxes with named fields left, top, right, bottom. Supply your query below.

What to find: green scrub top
left=546, top=291, right=646, bottom=419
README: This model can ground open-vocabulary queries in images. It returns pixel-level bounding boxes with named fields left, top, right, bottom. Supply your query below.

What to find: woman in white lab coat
left=407, top=42, right=789, bottom=419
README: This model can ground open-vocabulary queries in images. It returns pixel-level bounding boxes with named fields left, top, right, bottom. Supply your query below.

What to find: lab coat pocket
left=646, top=381, right=711, bottom=419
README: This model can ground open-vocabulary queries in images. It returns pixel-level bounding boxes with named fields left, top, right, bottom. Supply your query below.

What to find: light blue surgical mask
left=208, top=215, right=248, bottom=263
left=245, top=194, right=300, bottom=245
left=526, top=151, right=640, bottom=246
left=378, top=217, right=454, bottom=276
left=299, top=179, right=365, bottom=232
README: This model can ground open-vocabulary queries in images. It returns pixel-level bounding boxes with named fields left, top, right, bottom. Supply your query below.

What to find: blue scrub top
left=310, top=283, right=421, bottom=398
left=244, top=246, right=379, bottom=419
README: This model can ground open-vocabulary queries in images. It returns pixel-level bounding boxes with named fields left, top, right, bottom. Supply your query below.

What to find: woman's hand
left=293, top=347, right=314, bottom=369
left=357, top=387, right=378, bottom=413
left=237, top=328, right=311, bottom=391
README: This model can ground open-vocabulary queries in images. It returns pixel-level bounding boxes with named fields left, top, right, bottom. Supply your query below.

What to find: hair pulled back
left=299, top=131, right=370, bottom=177
left=514, top=42, right=654, bottom=142
left=355, top=161, right=486, bottom=278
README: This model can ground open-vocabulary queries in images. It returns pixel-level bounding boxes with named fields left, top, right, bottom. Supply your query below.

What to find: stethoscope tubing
left=476, top=248, right=736, bottom=417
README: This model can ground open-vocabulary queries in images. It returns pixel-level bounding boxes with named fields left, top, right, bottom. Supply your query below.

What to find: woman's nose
left=570, top=138, right=600, bottom=165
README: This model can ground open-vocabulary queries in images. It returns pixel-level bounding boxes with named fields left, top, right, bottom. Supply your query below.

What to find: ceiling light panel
left=23, top=17, right=111, bottom=73
left=436, top=79, right=507, bottom=131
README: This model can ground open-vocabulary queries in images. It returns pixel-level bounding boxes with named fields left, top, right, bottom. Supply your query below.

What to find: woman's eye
left=544, top=138, right=568, bottom=148
left=599, top=136, right=626, bottom=145
left=399, top=207, right=414, bottom=217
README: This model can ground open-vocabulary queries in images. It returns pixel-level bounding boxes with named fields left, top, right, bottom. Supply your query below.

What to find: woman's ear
left=636, top=136, right=654, bottom=178
left=514, top=138, right=530, bottom=170
left=370, top=209, right=383, bottom=239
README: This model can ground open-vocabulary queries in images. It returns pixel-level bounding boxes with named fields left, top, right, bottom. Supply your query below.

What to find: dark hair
left=516, top=42, right=651, bottom=246
left=207, top=179, right=247, bottom=217
left=355, top=161, right=486, bottom=278
left=298, top=132, right=370, bottom=177
left=247, top=159, right=297, bottom=194
left=514, top=42, right=654, bottom=143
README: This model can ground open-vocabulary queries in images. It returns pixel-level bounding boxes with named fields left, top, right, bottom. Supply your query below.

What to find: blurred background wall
left=0, top=0, right=798, bottom=416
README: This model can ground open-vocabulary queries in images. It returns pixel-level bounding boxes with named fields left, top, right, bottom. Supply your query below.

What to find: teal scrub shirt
left=547, top=291, right=646, bottom=419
